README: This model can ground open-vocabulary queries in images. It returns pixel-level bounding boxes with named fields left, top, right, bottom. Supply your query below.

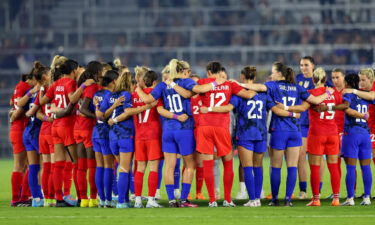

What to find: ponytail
left=273, top=62, right=295, bottom=84
left=168, top=59, right=186, bottom=79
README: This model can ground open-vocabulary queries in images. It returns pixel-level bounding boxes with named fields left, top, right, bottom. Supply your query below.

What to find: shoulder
left=198, top=78, right=213, bottom=85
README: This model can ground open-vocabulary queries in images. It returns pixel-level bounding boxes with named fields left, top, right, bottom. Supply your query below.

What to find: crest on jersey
left=304, top=81, right=309, bottom=88
left=299, top=81, right=303, bottom=86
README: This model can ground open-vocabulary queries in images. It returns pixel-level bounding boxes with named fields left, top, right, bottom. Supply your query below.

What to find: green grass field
left=0, top=158, right=374, bottom=225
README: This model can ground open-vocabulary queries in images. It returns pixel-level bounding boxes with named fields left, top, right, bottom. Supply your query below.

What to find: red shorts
left=135, top=139, right=163, bottom=161
left=52, top=126, right=75, bottom=146
left=307, top=135, right=340, bottom=155
left=9, top=130, right=25, bottom=154
left=196, top=126, right=232, bottom=157
left=39, top=134, right=54, bottom=154
left=74, top=129, right=93, bottom=148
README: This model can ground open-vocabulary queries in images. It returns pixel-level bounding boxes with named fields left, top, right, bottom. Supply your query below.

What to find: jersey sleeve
left=99, top=94, right=110, bottom=113
left=150, top=82, right=166, bottom=100
left=45, top=83, right=55, bottom=99
left=298, top=85, right=311, bottom=101
left=181, top=78, right=197, bottom=91
left=342, top=93, right=352, bottom=104
left=157, top=99, right=164, bottom=107
left=15, top=83, right=29, bottom=99
left=83, top=85, right=97, bottom=99
left=231, top=82, right=243, bottom=95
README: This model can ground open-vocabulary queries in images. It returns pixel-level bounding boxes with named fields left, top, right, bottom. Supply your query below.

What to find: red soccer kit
left=35, top=86, right=54, bottom=154
left=132, top=88, right=162, bottom=161
left=196, top=78, right=243, bottom=157
left=368, top=82, right=375, bottom=149
left=74, top=84, right=100, bottom=148
left=45, top=77, right=77, bottom=146
left=10, top=81, right=30, bottom=154
left=307, top=87, right=341, bottom=155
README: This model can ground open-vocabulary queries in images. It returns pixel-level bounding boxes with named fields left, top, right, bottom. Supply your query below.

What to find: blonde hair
left=359, top=68, right=375, bottom=83
left=168, top=59, right=190, bottom=79
left=50, top=55, right=68, bottom=70
left=115, top=72, right=133, bottom=92
left=162, top=65, right=170, bottom=75
left=113, top=58, right=129, bottom=75
left=134, top=66, right=150, bottom=80
left=312, top=67, right=326, bottom=86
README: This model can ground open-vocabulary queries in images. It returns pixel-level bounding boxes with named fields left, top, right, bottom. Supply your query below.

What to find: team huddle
left=8, top=55, right=375, bottom=208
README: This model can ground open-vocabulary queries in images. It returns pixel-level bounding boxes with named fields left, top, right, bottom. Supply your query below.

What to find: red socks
left=42, top=162, right=51, bottom=198
left=223, top=160, right=234, bottom=202
left=328, top=163, right=340, bottom=195
left=196, top=167, right=204, bottom=194
left=48, top=163, right=55, bottom=199
left=134, top=171, right=144, bottom=197
left=87, top=159, right=97, bottom=199
left=72, top=163, right=79, bottom=199
left=20, top=169, right=30, bottom=201
left=148, top=171, right=158, bottom=197
left=310, top=164, right=320, bottom=196
left=11, top=172, right=23, bottom=202
left=77, top=158, right=88, bottom=199
left=203, top=160, right=215, bottom=203
left=54, top=161, right=66, bottom=201
left=63, top=161, right=73, bottom=196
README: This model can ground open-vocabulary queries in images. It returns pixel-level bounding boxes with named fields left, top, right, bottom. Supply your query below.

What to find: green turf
left=0, top=158, right=374, bottom=225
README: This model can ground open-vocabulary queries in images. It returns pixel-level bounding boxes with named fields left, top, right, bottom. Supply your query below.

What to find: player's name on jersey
left=56, top=86, right=65, bottom=91
left=213, top=85, right=229, bottom=91
left=133, top=98, right=144, bottom=103
left=279, top=85, right=297, bottom=91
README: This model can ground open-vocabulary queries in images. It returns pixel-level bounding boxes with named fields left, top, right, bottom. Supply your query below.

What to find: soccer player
left=132, top=70, right=164, bottom=208
left=341, top=73, right=374, bottom=206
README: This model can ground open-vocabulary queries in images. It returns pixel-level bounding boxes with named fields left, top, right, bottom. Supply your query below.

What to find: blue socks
left=95, top=167, right=105, bottom=201
left=118, top=172, right=129, bottom=204
left=166, top=184, right=175, bottom=201
left=361, top=165, right=372, bottom=197
left=299, top=181, right=307, bottom=192
left=104, top=168, right=113, bottom=201
left=243, top=167, right=255, bottom=200
left=29, top=164, right=43, bottom=199
left=345, top=165, right=356, bottom=198
left=180, top=183, right=191, bottom=201
left=157, top=159, right=164, bottom=189
left=253, top=167, right=263, bottom=199
left=270, top=167, right=281, bottom=201
left=286, top=167, right=297, bottom=201
left=174, top=159, right=181, bottom=189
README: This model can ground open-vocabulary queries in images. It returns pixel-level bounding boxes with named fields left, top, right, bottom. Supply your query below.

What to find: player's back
left=343, top=93, right=374, bottom=134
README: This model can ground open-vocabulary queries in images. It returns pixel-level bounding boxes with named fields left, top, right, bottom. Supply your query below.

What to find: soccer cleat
left=155, top=189, right=161, bottom=200
left=255, top=199, right=261, bottom=207
left=32, top=198, right=44, bottom=207
left=235, top=191, right=248, bottom=200
left=180, top=200, right=198, bottom=208
left=99, top=200, right=106, bottom=208
left=223, top=200, right=236, bottom=207
left=174, top=189, right=181, bottom=199
left=298, top=191, right=308, bottom=200
left=129, top=194, right=136, bottom=201
left=268, top=199, right=279, bottom=206
left=56, top=200, right=75, bottom=207
left=331, top=198, right=340, bottom=206
left=146, top=199, right=163, bottom=208
left=89, top=199, right=99, bottom=208
left=306, top=199, right=321, bottom=207
left=195, top=193, right=206, bottom=200
left=360, top=197, right=371, bottom=206
left=63, top=195, right=77, bottom=206
left=105, top=200, right=117, bottom=208
left=266, top=193, right=273, bottom=200
left=80, top=199, right=89, bottom=208
left=116, top=203, right=130, bottom=208
left=208, top=201, right=218, bottom=208
left=112, top=195, right=119, bottom=203
left=243, top=200, right=257, bottom=207
left=134, top=201, right=144, bottom=208
left=284, top=200, right=293, bottom=207
left=168, top=200, right=180, bottom=208
left=341, top=198, right=355, bottom=206
left=43, top=199, right=50, bottom=207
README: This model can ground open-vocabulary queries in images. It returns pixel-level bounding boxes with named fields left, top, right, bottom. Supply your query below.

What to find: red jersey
left=368, top=82, right=375, bottom=133
left=10, top=81, right=30, bottom=131
left=308, top=87, right=341, bottom=136
left=197, top=78, right=243, bottom=129
left=74, top=84, right=100, bottom=130
left=333, top=87, right=345, bottom=134
left=45, top=77, right=77, bottom=127
left=132, top=88, right=161, bottom=140
left=190, top=95, right=202, bottom=127
left=34, top=86, right=52, bottom=135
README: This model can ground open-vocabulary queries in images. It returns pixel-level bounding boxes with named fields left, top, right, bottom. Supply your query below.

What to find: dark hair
left=241, top=66, right=257, bottom=80
left=32, top=61, right=50, bottom=82
left=21, top=74, right=28, bottom=82
left=143, top=71, right=158, bottom=87
left=77, top=70, right=94, bottom=87
left=58, top=59, right=78, bottom=75
left=86, top=61, right=103, bottom=81
left=345, top=73, right=359, bottom=89
left=206, top=61, right=222, bottom=74
left=221, top=66, right=226, bottom=72
left=332, top=68, right=345, bottom=76
left=273, top=62, right=295, bottom=84
left=301, top=56, right=315, bottom=65
left=101, top=70, right=119, bottom=87
left=190, top=74, right=200, bottom=79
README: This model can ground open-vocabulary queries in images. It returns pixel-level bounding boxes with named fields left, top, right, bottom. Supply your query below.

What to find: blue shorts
left=270, top=131, right=302, bottom=150
left=301, top=125, right=309, bottom=138
left=23, top=132, right=39, bottom=152
left=341, top=132, right=372, bottom=160
left=93, top=138, right=112, bottom=155
left=110, top=138, right=134, bottom=155
left=162, top=129, right=195, bottom=156
left=237, top=140, right=267, bottom=153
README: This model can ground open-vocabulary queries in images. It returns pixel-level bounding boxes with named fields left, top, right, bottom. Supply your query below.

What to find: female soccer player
left=341, top=73, right=374, bottom=206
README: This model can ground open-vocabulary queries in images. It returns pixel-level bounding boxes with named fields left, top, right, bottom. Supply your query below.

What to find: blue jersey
left=100, top=91, right=134, bottom=140
left=265, top=80, right=310, bottom=132
left=343, top=93, right=375, bottom=134
left=23, top=92, right=42, bottom=139
left=151, top=78, right=196, bottom=130
left=92, top=89, right=111, bottom=139
left=230, top=91, right=274, bottom=141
